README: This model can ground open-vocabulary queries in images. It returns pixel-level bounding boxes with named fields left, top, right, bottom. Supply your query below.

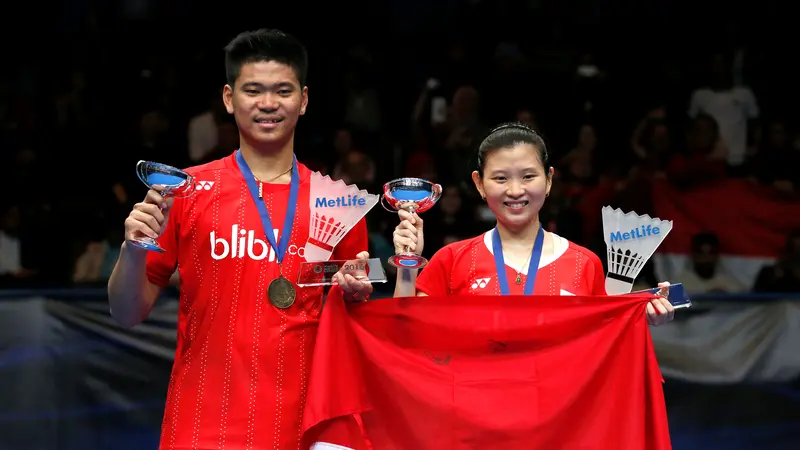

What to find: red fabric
left=146, top=151, right=368, bottom=449
left=666, top=154, right=726, bottom=182
left=302, top=291, right=672, bottom=450
left=652, top=179, right=800, bottom=257
left=416, top=232, right=607, bottom=297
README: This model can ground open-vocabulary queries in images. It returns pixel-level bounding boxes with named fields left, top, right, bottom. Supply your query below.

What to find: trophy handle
left=381, top=195, right=399, bottom=213
left=430, top=183, right=443, bottom=203
left=170, top=173, right=196, bottom=198
left=135, top=160, right=149, bottom=187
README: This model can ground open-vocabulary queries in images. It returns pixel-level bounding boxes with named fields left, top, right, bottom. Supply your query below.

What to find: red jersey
left=146, top=152, right=368, bottom=450
left=416, top=230, right=606, bottom=297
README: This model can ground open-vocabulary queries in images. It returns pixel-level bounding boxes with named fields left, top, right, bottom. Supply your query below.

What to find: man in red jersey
left=108, top=29, right=373, bottom=450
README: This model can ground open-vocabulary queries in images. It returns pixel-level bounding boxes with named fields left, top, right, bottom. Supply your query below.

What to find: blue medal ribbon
left=235, top=150, right=299, bottom=267
left=492, top=225, right=544, bottom=295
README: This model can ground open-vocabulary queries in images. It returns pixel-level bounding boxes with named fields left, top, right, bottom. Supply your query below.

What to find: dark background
left=1, top=0, right=799, bottom=448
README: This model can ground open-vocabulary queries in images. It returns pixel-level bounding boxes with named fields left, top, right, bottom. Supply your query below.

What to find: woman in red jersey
left=393, top=122, right=674, bottom=326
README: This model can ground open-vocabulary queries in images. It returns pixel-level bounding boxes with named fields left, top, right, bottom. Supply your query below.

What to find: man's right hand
left=124, top=189, right=174, bottom=246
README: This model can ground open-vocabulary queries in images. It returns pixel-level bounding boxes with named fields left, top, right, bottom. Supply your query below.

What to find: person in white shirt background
left=688, top=52, right=759, bottom=172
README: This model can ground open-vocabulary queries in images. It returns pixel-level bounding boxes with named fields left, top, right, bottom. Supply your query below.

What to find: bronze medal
left=268, top=276, right=296, bottom=309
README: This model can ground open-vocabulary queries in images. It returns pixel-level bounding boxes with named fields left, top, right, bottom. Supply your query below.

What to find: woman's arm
left=392, top=210, right=426, bottom=297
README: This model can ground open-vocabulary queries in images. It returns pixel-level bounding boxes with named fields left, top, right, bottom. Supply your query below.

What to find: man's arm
left=108, top=188, right=177, bottom=328
left=108, top=243, right=164, bottom=327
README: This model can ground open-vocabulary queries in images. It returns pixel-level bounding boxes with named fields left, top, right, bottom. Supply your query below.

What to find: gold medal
left=268, top=275, right=296, bottom=309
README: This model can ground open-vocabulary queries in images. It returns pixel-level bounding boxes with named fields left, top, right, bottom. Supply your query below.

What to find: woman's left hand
left=646, top=281, right=675, bottom=326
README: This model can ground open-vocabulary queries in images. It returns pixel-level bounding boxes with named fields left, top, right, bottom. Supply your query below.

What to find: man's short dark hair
left=224, top=29, right=308, bottom=87
left=691, top=232, right=719, bottom=252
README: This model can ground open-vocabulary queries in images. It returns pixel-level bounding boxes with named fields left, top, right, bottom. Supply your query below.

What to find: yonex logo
left=197, top=181, right=215, bottom=191
left=471, top=277, right=491, bottom=289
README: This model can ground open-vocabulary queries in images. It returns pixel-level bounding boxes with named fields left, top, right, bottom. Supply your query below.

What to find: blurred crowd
left=1, top=6, right=799, bottom=297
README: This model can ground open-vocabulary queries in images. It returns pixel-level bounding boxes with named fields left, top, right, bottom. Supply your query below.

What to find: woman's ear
left=471, top=171, right=486, bottom=200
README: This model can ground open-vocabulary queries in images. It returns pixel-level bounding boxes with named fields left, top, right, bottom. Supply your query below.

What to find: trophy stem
left=404, top=205, right=417, bottom=254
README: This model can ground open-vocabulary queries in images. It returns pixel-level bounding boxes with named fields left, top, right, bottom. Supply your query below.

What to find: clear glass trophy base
left=630, top=283, right=692, bottom=309
left=297, top=258, right=387, bottom=287
left=388, top=253, right=428, bottom=270
left=127, top=237, right=166, bottom=253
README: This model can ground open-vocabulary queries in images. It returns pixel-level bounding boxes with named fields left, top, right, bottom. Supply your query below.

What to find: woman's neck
left=495, top=217, right=542, bottom=250
left=239, top=137, right=295, bottom=183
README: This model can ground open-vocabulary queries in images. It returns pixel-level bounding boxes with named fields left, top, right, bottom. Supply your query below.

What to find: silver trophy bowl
left=382, top=178, right=442, bottom=269
left=128, top=160, right=195, bottom=253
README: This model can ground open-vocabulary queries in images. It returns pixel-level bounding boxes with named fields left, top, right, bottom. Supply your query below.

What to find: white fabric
left=0, top=231, right=21, bottom=274
left=311, top=443, right=355, bottom=450
left=483, top=230, right=569, bottom=272
left=651, top=301, right=800, bottom=383
left=688, top=87, right=759, bottom=166
left=187, top=111, right=218, bottom=163
left=653, top=253, right=773, bottom=292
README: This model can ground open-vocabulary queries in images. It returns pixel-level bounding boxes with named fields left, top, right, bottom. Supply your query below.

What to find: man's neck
left=495, top=218, right=542, bottom=250
left=239, top=138, right=295, bottom=183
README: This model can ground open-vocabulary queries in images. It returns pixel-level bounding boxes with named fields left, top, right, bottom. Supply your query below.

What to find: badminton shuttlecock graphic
left=304, top=172, right=379, bottom=262
left=602, top=206, right=673, bottom=295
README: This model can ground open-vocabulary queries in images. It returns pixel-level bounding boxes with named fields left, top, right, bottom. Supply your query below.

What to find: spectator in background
left=749, top=118, right=800, bottom=193
left=131, top=106, right=173, bottom=163
left=187, top=88, right=227, bottom=163
left=572, top=52, right=608, bottom=115
left=334, top=150, right=376, bottom=191
left=0, top=204, right=37, bottom=287
left=515, top=107, right=538, bottom=129
left=677, top=233, right=744, bottom=295
left=753, top=230, right=800, bottom=293
left=420, top=183, right=477, bottom=261
left=199, top=119, right=240, bottom=164
left=558, top=123, right=599, bottom=191
left=666, top=113, right=727, bottom=188
left=433, top=84, right=489, bottom=182
left=72, top=228, right=122, bottom=285
left=630, top=106, right=673, bottom=172
left=342, top=46, right=383, bottom=134
left=55, top=70, right=96, bottom=132
left=688, top=52, right=759, bottom=172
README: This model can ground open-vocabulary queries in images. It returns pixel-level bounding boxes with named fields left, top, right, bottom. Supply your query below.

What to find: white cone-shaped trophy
left=601, top=206, right=673, bottom=295
left=305, top=172, right=379, bottom=262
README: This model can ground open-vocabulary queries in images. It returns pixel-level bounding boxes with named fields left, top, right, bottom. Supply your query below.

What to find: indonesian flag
left=301, top=290, right=672, bottom=450
left=651, top=179, right=800, bottom=288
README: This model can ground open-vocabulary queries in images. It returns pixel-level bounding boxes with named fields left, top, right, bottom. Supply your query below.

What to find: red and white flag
left=652, top=179, right=800, bottom=287
left=301, top=291, right=672, bottom=450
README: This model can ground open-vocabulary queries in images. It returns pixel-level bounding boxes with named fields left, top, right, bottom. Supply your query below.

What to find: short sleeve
left=687, top=89, right=704, bottom=118
left=145, top=197, right=182, bottom=287
left=416, top=247, right=453, bottom=297
left=743, top=88, right=759, bottom=119
left=332, top=217, right=369, bottom=260
left=586, top=250, right=607, bottom=295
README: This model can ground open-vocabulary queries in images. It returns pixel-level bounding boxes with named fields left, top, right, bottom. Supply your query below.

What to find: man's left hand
left=647, top=281, right=675, bottom=326
left=333, top=251, right=374, bottom=303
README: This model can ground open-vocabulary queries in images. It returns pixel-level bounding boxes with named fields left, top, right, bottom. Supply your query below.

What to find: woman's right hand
left=393, top=210, right=424, bottom=256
